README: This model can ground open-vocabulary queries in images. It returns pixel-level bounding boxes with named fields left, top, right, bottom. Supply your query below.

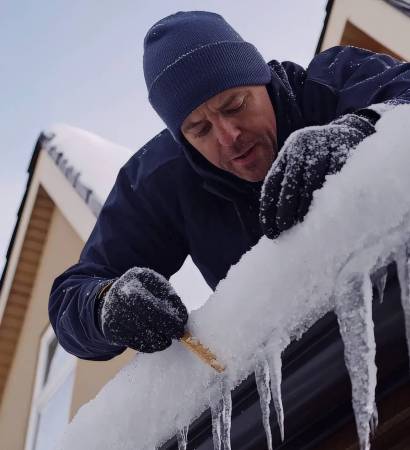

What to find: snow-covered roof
left=42, top=124, right=133, bottom=216
left=57, top=105, right=410, bottom=450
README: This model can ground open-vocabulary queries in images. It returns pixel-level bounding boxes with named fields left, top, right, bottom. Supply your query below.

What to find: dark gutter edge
left=315, top=0, right=335, bottom=55
left=0, top=132, right=103, bottom=293
left=384, top=0, right=410, bottom=17
left=0, top=133, right=46, bottom=292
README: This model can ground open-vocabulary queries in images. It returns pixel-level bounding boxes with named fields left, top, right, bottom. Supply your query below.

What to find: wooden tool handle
left=180, top=331, right=225, bottom=373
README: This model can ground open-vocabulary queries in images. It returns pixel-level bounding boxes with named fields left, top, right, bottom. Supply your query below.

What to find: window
left=24, top=325, right=76, bottom=450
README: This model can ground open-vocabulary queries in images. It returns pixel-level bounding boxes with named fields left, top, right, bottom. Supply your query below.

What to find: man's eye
left=194, top=124, right=211, bottom=138
left=224, top=99, right=245, bottom=114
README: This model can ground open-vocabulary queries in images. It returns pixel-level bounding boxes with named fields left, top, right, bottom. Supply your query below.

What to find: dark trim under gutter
left=0, top=133, right=46, bottom=291
left=315, top=0, right=335, bottom=55
left=384, top=0, right=410, bottom=17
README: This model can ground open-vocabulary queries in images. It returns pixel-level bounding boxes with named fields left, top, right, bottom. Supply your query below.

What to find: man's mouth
left=232, top=145, right=256, bottom=162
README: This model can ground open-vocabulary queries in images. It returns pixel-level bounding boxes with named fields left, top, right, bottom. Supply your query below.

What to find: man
left=49, top=11, right=410, bottom=360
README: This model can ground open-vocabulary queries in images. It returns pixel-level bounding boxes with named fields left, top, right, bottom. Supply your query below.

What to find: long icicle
left=395, top=245, right=410, bottom=364
left=210, top=376, right=233, bottom=450
left=335, top=273, right=377, bottom=450
left=267, top=341, right=285, bottom=442
left=221, top=379, right=232, bottom=450
left=255, top=357, right=273, bottom=450
left=210, top=396, right=223, bottom=450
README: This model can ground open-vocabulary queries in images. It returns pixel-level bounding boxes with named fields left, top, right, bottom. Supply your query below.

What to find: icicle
left=267, top=343, right=285, bottom=442
left=221, top=379, right=232, bottom=450
left=254, top=357, right=273, bottom=450
left=210, top=397, right=222, bottom=450
left=395, top=245, right=410, bottom=364
left=335, top=273, right=377, bottom=450
left=373, top=267, right=387, bottom=303
left=176, top=426, right=188, bottom=450
left=210, top=377, right=232, bottom=450
left=369, top=402, right=378, bottom=437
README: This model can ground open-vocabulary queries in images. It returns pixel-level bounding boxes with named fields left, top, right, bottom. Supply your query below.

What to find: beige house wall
left=320, top=0, right=410, bottom=60
left=0, top=206, right=84, bottom=450
left=0, top=150, right=136, bottom=448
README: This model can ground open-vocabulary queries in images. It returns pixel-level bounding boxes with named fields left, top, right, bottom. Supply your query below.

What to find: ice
left=254, top=357, right=273, bottom=450
left=210, top=381, right=223, bottom=450
left=335, top=274, right=377, bottom=450
left=210, top=377, right=232, bottom=450
left=369, top=402, right=378, bottom=437
left=254, top=342, right=285, bottom=449
left=210, top=399, right=222, bottom=450
left=395, top=245, right=410, bottom=363
left=57, top=105, right=410, bottom=450
left=221, top=379, right=232, bottom=450
left=176, top=426, right=188, bottom=450
left=267, top=342, right=285, bottom=442
left=253, top=339, right=285, bottom=446
left=372, top=267, right=387, bottom=303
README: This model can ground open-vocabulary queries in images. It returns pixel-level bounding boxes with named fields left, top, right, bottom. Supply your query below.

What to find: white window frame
left=24, top=325, right=76, bottom=450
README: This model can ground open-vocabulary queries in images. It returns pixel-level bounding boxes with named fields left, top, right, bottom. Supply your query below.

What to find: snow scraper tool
left=181, top=331, right=225, bottom=373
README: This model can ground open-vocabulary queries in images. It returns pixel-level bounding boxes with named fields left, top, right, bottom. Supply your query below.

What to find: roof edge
left=315, top=0, right=335, bottom=54
left=42, top=131, right=103, bottom=218
left=0, top=133, right=46, bottom=291
left=0, top=129, right=106, bottom=293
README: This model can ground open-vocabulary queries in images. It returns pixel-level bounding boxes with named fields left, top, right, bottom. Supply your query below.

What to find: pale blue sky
left=0, top=0, right=327, bottom=272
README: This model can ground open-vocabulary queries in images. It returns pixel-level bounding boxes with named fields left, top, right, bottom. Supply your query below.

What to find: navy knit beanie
left=143, top=11, right=271, bottom=141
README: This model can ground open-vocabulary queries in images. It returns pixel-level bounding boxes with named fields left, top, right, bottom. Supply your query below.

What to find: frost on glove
left=260, top=110, right=380, bottom=239
left=98, top=267, right=188, bottom=353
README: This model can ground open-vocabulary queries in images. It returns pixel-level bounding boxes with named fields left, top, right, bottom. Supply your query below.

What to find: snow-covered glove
left=260, top=110, right=380, bottom=239
left=97, top=267, right=188, bottom=353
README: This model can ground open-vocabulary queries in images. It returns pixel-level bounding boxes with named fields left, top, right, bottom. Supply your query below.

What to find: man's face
left=181, top=85, right=277, bottom=182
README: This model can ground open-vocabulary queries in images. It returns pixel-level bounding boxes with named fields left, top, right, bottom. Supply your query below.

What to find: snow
left=57, top=105, right=410, bottom=450
left=44, top=124, right=133, bottom=201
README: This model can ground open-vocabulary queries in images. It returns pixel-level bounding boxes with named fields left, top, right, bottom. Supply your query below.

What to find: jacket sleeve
left=49, top=152, right=188, bottom=360
left=300, top=45, right=410, bottom=125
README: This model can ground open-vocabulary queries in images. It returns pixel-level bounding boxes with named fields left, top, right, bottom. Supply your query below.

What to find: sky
left=0, top=0, right=327, bottom=283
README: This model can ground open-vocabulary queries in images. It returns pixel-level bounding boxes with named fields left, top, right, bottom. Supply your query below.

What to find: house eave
left=0, top=139, right=97, bottom=402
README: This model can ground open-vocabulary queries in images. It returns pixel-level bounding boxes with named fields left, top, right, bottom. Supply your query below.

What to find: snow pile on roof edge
left=58, top=105, right=410, bottom=450
left=43, top=124, right=133, bottom=208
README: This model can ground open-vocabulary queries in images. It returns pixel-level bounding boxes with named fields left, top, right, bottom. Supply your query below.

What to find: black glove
left=97, top=267, right=188, bottom=353
left=260, top=110, right=380, bottom=239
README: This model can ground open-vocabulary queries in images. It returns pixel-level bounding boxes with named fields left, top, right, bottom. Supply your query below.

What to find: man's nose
left=214, top=118, right=241, bottom=147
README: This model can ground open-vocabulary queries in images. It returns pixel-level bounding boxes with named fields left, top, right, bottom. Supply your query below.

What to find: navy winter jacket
left=49, top=46, right=410, bottom=360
